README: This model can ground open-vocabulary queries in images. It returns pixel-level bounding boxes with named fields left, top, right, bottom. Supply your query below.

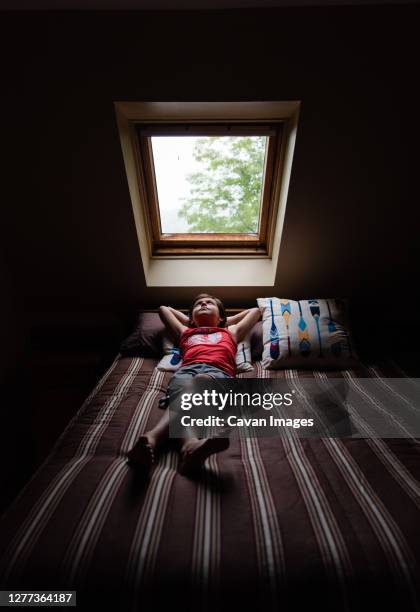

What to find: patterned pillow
left=235, top=335, right=254, bottom=373
left=157, top=333, right=254, bottom=373
left=156, top=335, right=183, bottom=372
left=257, top=298, right=357, bottom=369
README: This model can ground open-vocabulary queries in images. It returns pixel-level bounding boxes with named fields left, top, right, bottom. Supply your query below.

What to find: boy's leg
left=127, top=367, right=196, bottom=469
left=179, top=436, right=230, bottom=475
left=178, top=373, right=230, bottom=475
left=127, top=370, right=230, bottom=473
left=127, top=399, right=202, bottom=470
left=126, top=410, right=170, bottom=468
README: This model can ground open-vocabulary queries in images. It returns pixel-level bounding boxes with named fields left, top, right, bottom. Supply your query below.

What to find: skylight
left=115, top=100, right=300, bottom=287
left=151, top=135, right=267, bottom=234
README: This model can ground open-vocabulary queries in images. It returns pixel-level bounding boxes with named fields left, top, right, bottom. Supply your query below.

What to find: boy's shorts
left=158, top=363, right=233, bottom=409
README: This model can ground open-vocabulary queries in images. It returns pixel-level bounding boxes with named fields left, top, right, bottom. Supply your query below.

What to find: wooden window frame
left=135, top=121, right=284, bottom=257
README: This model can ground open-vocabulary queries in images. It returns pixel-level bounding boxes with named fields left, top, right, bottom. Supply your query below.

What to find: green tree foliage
left=178, top=136, right=266, bottom=233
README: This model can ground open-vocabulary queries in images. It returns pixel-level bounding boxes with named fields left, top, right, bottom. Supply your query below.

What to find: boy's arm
left=228, top=307, right=261, bottom=344
left=167, top=307, right=189, bottom=326
left=227, top=309, right=251, bottom=326
left=159, top=306, right=188, bottom=342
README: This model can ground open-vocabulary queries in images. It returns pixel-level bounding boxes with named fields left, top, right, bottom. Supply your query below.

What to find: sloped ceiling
left=2, top=5, right=419, bottom=321
left=1, top=0, right=417, bottom=8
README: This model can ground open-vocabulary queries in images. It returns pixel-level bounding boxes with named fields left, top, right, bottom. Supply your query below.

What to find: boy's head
left=188, top=293, right=227, bottom=328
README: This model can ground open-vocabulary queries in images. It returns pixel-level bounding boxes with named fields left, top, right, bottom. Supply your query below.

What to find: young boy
left=127, top=294, right=261, bottom=475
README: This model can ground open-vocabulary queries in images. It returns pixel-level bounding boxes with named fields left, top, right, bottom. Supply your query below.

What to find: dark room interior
left=1, top=2, right=419, bottom=610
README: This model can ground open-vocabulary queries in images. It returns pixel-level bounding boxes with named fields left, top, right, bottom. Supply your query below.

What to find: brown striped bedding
left=1, top=357, right=420, bottom=612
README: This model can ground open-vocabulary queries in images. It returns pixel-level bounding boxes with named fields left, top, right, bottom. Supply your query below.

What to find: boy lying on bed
left=127, top=293, right=261, bottom=475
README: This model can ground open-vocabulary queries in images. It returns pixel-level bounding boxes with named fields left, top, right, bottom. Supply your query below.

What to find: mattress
left=1, top=357, right=420, bottom=612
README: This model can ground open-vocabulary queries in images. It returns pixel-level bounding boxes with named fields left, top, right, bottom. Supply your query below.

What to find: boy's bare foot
left=127, top=435, right=156, bottom=471
left=179, top=437, right=230, bottom=475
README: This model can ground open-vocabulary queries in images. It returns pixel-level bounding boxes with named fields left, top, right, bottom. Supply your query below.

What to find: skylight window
left=114, top=101, right=301, bottom=281
left=136, top=123, right=282, bottom=256
left=151, top=135, right=267, bottom=234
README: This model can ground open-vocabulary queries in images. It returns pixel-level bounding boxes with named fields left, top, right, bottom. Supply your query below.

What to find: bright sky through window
left=151, top=135, right=267, bottom=234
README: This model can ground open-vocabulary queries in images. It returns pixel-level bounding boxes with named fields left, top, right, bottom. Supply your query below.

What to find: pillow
left=257, top=298, right=358, bottom=369
left=235, top=335, right=254, bottom=373
left=119, top=312, right=165, bottom=357
left=249, top=320, right=263, bottom=361
left=156, top=333, right=254, bottom=373
left=156, top=334, right=183, bottom=371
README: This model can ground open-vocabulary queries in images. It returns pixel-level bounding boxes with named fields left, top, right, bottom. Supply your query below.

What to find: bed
left=1, top=355, right=420, bottom=611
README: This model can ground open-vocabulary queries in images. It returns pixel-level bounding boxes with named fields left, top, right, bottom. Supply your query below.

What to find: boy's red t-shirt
left=180, top=326, right=237, bottom=377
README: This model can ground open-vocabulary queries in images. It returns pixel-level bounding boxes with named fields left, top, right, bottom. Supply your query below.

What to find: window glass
left=151, top=135, right=267, bottom=234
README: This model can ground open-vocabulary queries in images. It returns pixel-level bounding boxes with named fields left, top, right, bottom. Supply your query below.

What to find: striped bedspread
left=1, top=357, right=420, bottom=612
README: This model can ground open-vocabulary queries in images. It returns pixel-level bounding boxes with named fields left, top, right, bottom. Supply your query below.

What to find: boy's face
left=191, top=296, right=222, bottom=327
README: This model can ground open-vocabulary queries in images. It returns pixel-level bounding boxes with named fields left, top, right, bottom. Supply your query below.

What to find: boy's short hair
left=188, top=293, right=227, bottom=328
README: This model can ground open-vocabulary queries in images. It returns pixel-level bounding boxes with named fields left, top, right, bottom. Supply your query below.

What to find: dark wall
left=0, top=250, right=25, bottom=384
left=1, top=6, right=419, bottom=507
left=2, top=5, right=419, bottom=333
left=0, top=247, right=31, bottom=510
